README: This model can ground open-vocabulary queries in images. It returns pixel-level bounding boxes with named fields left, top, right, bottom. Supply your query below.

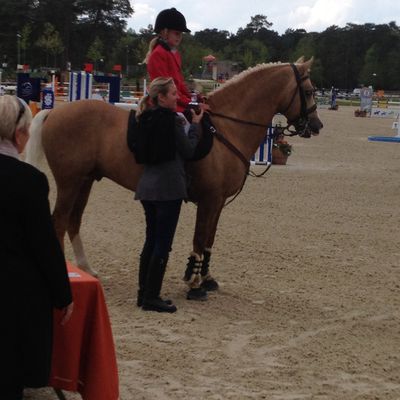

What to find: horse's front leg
left=183, top=197, right=224, bottom=300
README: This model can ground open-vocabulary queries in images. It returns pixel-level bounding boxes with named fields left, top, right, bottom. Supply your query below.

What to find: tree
left=245, top=15, right=272, bottom=33
left=194, top=29, right=231, bottom=51
left=86, top=37, right=104, bottom=71
left=0, top=0, right=35, bottom=67
left=241, top=39, right=269, bottom=68
left=35, top=22, right=64, bottom=67
left=180, top=35, right=210, bottom=78
left=280, top=29, right=307, bottom=60
left=290, top=36, right=316, bottom=62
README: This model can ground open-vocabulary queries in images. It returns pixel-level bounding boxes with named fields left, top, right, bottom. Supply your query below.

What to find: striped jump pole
left=251, top=125, right=274, bottom=165
left=69, top=71, right=93, bottom=101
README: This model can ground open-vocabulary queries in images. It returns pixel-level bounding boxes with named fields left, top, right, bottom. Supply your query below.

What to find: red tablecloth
left=49, top=263, right=119, bottom=400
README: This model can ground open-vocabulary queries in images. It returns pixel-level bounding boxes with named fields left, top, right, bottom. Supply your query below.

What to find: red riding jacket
left=147, top=40, right=191, bottom=112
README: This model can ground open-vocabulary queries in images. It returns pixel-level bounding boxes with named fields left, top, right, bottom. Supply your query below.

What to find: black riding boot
left=138, top=253, right=172, bottom=307
left=137, top=249, right=151, bottom=307
left=142, top=256, right=177, bottom=313
left=200, top=249, right=219, bottom=291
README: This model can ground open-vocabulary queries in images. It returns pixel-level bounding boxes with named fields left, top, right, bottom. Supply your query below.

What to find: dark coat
left=134, top=112, right=200, bottom=201
left=128, top=107, right=177, bottom=165
left=0, top=154, right=72, bottom=390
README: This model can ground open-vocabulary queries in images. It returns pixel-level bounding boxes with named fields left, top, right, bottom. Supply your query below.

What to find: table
left=49, top=263, right=119, bottom=400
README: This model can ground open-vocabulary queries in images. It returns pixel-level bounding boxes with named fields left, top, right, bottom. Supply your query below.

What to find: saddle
left=186, top=111, right=214, bottom=162
left=127, top=110, right=214, bottom=163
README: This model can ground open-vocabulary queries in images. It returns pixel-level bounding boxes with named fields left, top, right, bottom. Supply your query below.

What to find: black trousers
left=140, top=199, right=182, bottom=259
left=3, top=386, right=23, bottom=400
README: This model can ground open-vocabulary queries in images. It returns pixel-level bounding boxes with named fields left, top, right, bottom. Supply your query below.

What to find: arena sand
left=25, top=106, right=400, bottom=400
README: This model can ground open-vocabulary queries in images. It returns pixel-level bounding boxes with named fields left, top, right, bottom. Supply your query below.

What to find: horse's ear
left=303, top=56, right=314, bottom=71
left=295, top=56, right=305, bottom=63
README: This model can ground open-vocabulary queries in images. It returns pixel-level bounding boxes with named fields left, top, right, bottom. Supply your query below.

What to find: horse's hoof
left=80, top=267, right=98, bottom=277
left=201, top=278, right=219, bottom=291
left=186, top=288, right=208, bottom=301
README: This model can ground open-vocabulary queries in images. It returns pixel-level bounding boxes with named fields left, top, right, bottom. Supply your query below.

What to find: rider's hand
left=191, top=108, right=204, bottom=124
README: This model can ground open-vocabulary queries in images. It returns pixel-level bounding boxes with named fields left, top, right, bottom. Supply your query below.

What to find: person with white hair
left=0, top=95, right=73, bottom=399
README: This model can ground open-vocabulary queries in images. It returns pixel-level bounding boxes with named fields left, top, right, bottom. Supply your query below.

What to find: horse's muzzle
left=305, top=116, right=323, bottom=137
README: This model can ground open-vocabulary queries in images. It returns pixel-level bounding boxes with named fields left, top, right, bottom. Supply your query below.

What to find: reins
left=204, top=116, right=275, bottom=207
left=208, top=111, right=266, bottom=128
left=204, top=63, right=316, bottom=206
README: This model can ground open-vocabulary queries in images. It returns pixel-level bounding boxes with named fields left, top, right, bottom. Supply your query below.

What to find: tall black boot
left=138, top=253, right=172, bottom=307
left=142, top=256, right=177, bottom=313
left=137, top=249, right=151, bottom=307
left=200, top=249, right=219, bottom=291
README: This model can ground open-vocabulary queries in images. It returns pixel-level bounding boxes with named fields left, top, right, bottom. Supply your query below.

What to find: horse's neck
left=208, top=67, right=289, bottom=158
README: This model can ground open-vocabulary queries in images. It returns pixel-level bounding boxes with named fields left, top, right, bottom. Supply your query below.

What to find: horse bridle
left=282, top=64, right=317, bottom=137
left=208, top=63, right=317, bottom=138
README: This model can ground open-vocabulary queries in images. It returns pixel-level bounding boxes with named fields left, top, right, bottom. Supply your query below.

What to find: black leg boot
left=142, top=256, right=177, bottom=313
left=137, top=249, right=151, bottom=307
left=138, top=253, right=172, bottom=307
left=183, top=253, right=208, bottom=301
left=200, top=249, right=219, bottom=291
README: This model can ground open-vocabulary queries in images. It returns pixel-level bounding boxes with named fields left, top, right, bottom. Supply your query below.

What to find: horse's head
left=280, top=58, right=323, bottom=138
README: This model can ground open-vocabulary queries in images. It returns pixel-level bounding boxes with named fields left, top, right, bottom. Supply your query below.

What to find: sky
left=126, top=0, right=400, bottom=35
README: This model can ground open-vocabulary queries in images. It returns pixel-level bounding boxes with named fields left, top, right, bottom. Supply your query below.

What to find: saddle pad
left=188, top=113, right=214, bottom=162
left=126, top=110, right=138, bottom=155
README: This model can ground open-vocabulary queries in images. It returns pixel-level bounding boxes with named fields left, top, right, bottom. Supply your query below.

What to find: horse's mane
left=208, top=61, right=290, bottom=98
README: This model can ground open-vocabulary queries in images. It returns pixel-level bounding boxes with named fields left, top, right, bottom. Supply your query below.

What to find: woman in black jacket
left=133, top=77, right=204, bottom=313
left=0, top=95, right=73, bottom=399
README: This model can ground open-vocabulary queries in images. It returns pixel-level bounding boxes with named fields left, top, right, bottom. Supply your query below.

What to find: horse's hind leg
left=67, top=178, right=97, bottom=276
left=184, top=198, right=224, bottom=300
left=52, top=183, right=80, bottom=252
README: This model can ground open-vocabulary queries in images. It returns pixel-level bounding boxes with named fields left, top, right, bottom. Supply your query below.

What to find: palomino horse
left=26, top=58, right=323, bottom=300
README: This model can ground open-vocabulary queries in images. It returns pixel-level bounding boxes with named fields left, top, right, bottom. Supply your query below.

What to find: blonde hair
left=0, top=95, right=32, bottom=141
left=136, top=77, right=174, bottom=118
left=143, top=37, right=159, bottom=64
left=142, top=29, right=170, bottom=64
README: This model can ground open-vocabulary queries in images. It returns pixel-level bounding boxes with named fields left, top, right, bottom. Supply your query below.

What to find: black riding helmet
left=154, top=8, right=190, bottom=33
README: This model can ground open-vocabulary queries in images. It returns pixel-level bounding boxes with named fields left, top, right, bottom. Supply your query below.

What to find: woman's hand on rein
left=191, top=107, right=204, bottom=124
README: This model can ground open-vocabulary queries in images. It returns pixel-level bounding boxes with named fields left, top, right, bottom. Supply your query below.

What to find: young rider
left=144, top=8, right=208, bottom=114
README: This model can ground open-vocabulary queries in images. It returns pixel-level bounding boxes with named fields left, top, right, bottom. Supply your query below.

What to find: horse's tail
left=25, top=109, right=51, bottom=167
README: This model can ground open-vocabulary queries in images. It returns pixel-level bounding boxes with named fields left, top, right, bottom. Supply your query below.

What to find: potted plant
left=272, top=133, right=292, bottom=165
left=354, top=109, right=367, bottom=117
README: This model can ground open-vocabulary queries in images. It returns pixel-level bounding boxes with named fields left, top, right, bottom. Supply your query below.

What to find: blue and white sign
left=42, top=87, right=54, bottom=109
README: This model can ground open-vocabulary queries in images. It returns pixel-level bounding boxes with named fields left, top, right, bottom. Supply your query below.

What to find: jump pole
left=251, top=125, right=274, bottom=165
left=368, top=113, right=400, bottom=143
left=68, top=72, right=93, bottom=101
